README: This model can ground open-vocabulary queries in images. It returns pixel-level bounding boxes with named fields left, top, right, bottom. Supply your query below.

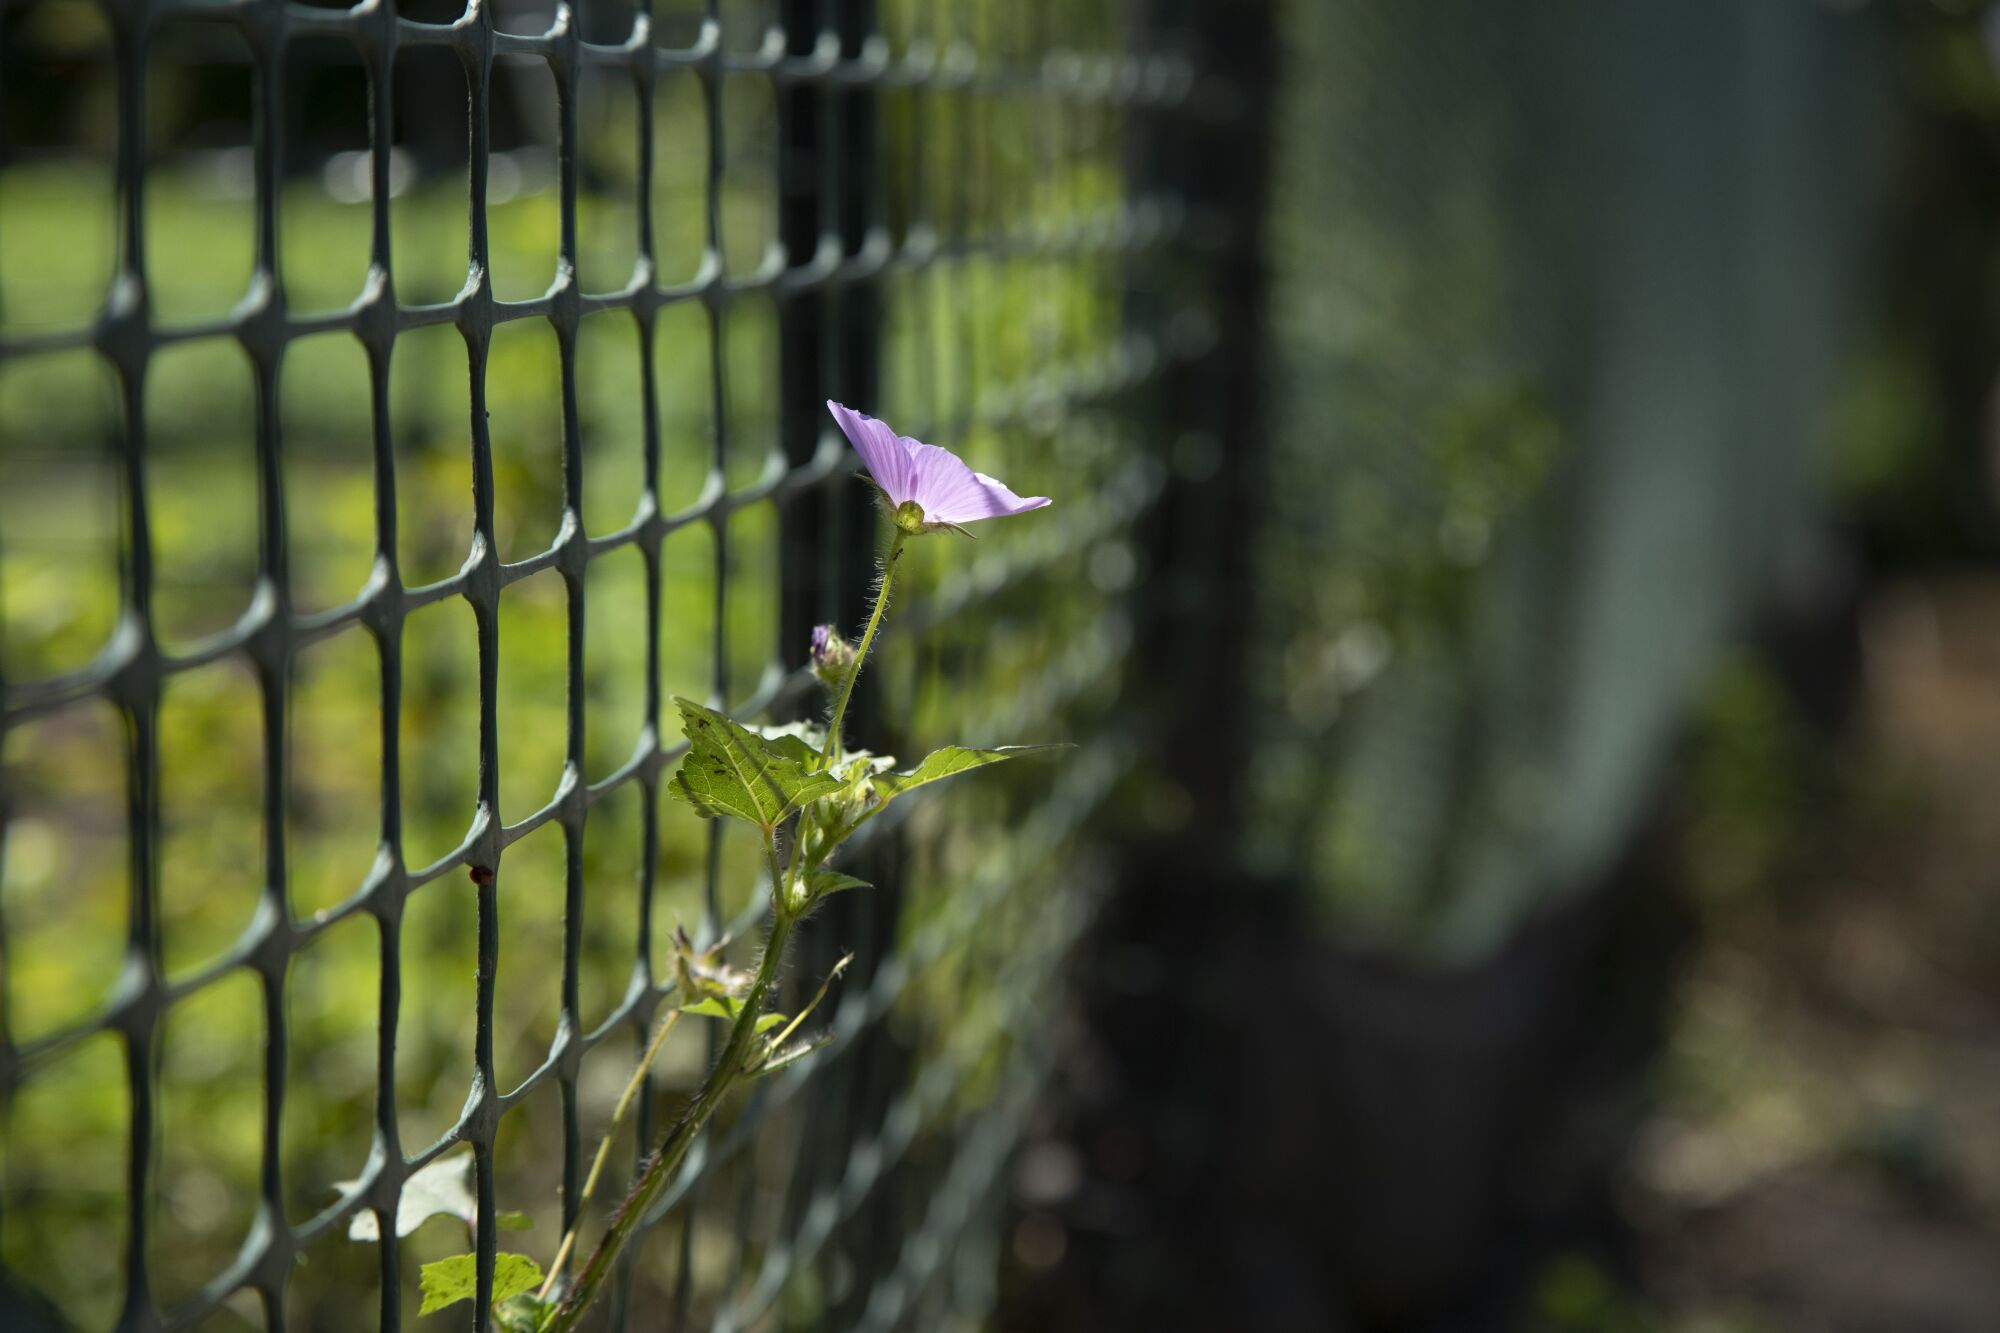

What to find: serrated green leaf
left=491, top=1256, right=544, bottom=1308
left=667, top=698, right=845, bottom=829
left=417, top=1252, right=543, bottom=1317
left=868, top=745, right=1066, bottom=803
left=417, top=1254, right=476, bottom=1317
left=679, top=995, right=788, bottom=1033
left=805, top=869, right=871, bottom=897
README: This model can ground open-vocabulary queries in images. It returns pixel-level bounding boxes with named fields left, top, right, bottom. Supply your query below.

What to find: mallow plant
left=395, top=402, right=1055, bottom=1330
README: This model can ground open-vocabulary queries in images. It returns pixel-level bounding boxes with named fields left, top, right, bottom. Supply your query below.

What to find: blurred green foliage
left=1527, top=1251, right=1781, bottom=1333
left=1825, top=2, right=2000, bottom=565
left=1250, top=0, right=1568, bottom=956
left=1682, top=657, right=1809, bottom=907
left=1528, top=1253, right=1657, bottom=1333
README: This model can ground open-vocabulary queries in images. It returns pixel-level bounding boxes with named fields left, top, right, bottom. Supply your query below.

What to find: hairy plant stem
left=824, top=532, right=905, bottom=763
left=543, top=906, right=796, bottom=1331
left=543, top=536, right=901, bottom=1329
left=535, top=1007, right=684, bottom=1301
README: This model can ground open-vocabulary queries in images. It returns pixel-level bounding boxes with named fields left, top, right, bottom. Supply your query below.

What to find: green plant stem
left=544, top=537, right=905, bottom=1328
left=535, top=1006, right=684, bottom=1301
left=542, top=907, right=796, bottom=1331
left=824, top=533, right=905, bottom=763
left=765, top=825, right=793, bottom=916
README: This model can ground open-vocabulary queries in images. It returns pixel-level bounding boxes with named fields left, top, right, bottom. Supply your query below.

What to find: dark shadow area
left=1000, top=3, right=2000, bottom=1331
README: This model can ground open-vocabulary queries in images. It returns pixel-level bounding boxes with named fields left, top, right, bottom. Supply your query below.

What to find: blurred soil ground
left=1623, top=575, right=2000, bottom=1333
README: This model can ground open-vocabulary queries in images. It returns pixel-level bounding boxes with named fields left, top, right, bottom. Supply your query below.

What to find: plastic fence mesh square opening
left=0, top=0, right=1205, bottom=1327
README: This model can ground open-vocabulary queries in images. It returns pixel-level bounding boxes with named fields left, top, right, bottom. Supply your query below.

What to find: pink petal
left=826, top=401, right=915, bottom=504
left=904, top=442, right=1052, bottom=523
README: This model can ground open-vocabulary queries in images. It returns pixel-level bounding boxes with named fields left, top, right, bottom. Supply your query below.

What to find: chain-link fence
left=0, top=0, right=1214, bottom=1327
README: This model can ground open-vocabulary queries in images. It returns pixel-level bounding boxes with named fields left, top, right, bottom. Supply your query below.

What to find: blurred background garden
left=8, top=0, right=2000, bottom=1330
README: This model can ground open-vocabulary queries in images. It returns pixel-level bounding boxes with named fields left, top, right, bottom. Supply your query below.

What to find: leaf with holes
left=667, top=698, right=846, bottom=829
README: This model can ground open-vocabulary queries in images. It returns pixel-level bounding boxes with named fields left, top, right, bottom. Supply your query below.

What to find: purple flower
left=826, top=401, right=1050, bottom=532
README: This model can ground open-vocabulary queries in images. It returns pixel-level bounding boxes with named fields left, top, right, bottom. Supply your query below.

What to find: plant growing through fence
left=388, top=403, right=1056, bottom=1329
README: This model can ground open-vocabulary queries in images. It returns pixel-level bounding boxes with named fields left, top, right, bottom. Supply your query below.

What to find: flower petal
left=904, top=442, right=1052, bottom=523
left=826, top=401, right=914, bottom=504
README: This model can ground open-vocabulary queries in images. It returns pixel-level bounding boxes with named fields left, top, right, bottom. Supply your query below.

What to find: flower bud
left=811, top=623, right=856, bottom=686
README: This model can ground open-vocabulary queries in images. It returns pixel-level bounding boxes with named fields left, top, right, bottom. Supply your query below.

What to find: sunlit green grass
left=0, top=162, right=783, bottom=1326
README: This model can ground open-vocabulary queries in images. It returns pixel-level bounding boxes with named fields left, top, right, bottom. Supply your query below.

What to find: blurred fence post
left=1054, top=0, right=1284, bottom=1324
left=1134, top=0, right=1277, bottom=848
